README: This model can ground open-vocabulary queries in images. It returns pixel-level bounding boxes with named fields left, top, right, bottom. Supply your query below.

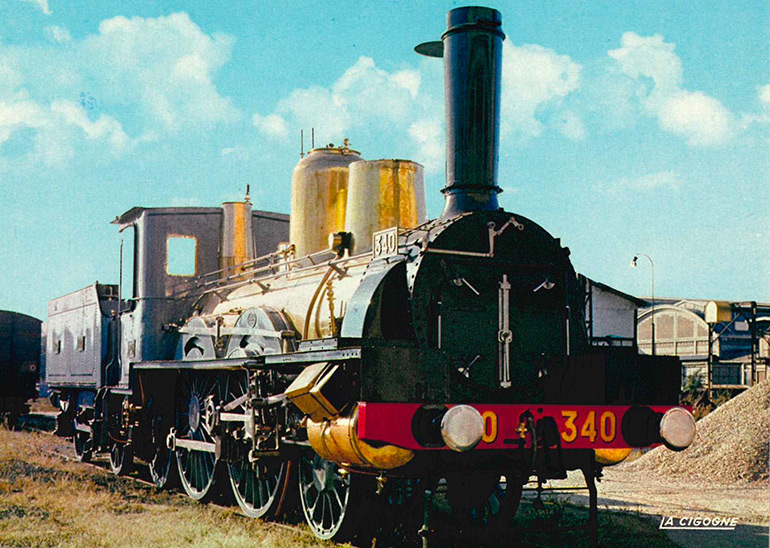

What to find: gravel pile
left=627, top=380, right=769, bottom=485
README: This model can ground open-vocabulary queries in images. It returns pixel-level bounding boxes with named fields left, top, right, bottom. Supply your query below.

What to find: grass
left=0, top=428, right=681, bottom=548
left=512, top=496, right=680, bottom=548
left=0, top=429, right=327, bottom=548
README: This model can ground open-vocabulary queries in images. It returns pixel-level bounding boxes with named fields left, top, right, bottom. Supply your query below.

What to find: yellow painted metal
left=344, top=159, right=427, bottom=254
left=306, top=405, right=414, bottom=470
left=594, top=447, right=632, bottom=466
left=220, top=201, right=254, bottom=277
left=284, top=362, right=342, bottom=421
left=705, top=301, right=731, bottom=324
left=290, top=145, right=362, bottom=257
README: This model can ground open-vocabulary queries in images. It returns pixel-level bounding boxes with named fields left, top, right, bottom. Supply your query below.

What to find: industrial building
left=581, top=276, right=646, bottom=348
left=636, top=298, right=769, bottom=391
left=580, top=277, right=770, bottom=393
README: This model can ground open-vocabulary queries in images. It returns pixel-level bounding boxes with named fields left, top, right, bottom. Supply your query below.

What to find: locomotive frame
left=45, top=7, right=696, bottom=547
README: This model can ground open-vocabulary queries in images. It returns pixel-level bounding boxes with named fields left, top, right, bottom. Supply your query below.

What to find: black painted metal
left=441, top=6, right=505, bottom=219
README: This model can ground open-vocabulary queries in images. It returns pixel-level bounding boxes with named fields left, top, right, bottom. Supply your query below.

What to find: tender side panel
left=46, top=284, right=117, bottom=387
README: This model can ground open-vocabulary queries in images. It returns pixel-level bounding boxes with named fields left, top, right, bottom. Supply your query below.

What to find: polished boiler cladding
left=45, top=6, right=695, bottom=547
left=345, top=159, right=427, bottom=254
left=289, top=144, right=362, bottom=257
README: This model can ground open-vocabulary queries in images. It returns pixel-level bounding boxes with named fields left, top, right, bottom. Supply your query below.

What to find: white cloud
left=332, top=57, right=421, bottom=122
left=391, top=70, right=420, bottom=99
left=45, top=25, right=71, bottom=44
left=608, top=33, right=682, bottom=93
left=597, top=170, right=680, bottom=195
left=51, top=100, right=130, bottom=150
left=740, top=83, right=770, bottom=130
left=252, top=45, right=583, bottom=173
left=608, top=32, right=733, bottom=146
left=552, top=109, right=586, bottom=141
left=408, top=118, right=443, bottom=174
left=0, top=99, right=48, bottom=144
left=0, top=96, right=133, bottom=169
left=657, top=91, right=732, bottom=146
left=254, top=56, right=421, bottom=143
left=81, top=13, right=239, bottom=130
left=253, top=56, right=437, bottom=167
left=759, top=84, right=770, bottom=106
left=252, top=113, right=289, bottom=140
left=21, top=0, right=50, bottom=15
left=501, top=42, right=583, bottom=138
left=275, top=85, right=349, bottom=139
left=0, top=12, right=239, bottom=170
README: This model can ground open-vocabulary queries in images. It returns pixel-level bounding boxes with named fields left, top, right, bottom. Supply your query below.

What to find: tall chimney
left=417, top=7, right=505, bottom=219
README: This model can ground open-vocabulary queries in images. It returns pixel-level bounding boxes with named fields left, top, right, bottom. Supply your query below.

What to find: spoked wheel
left=447, top=473, right=523, bottom=532
left=109, top=441, right=133, bottom=476
left=230, top=458, right=291, bottom=519
left=73, top=430, right=92, bottom=463
left=175, top=371, right=222, bottom=501
left=149, top=445, right=178, bottom=489
left=298, top=452, right=374, bottom=542
left=145, top=380, right=178, bottom=490
left=226, top=371, right=291, bottom=519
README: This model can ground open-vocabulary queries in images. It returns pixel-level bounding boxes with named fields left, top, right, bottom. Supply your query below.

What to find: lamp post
left=631, top=253, right=655, bottom=355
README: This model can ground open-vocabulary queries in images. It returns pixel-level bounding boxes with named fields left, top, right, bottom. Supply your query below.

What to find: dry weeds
left=0, top=428, right=685, bottom=548
left=0, top=429, right=326, bottom=548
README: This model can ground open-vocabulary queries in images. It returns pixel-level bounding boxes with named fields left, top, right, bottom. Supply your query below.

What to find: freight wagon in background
left=44, top=6, right=697, bottom=547
left=0, top=310, right=41, bottom=428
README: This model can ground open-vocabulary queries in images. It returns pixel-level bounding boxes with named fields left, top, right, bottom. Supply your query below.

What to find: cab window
left=167, top=236, right=197, bottom=276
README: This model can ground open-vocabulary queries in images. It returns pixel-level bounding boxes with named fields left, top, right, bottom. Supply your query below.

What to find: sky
left=0, top=0, right=768, bottom=321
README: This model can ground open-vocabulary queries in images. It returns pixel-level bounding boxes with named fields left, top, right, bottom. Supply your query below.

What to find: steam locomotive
left=46, top=7, right=695, bottom=545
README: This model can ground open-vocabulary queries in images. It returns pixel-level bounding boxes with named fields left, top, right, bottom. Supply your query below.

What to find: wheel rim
left=176, top=373, right=221, bottom=501
left=229, top=459, right=286, bottom=518
left=149, top=447, right=175, bottom=489
left=109, top=442, right=132, bottom=475
left=73, top=431, right=91, bottom=462
left=226, top=372, right=288, bottom=518
left=299, top=453, right=351, bottom=539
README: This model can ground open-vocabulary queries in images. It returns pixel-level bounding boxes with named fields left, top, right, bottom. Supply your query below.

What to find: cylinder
left=440, top=6, right=505, bottom=219
left=220, top=201, right=255, bottom=276
left=345, top=159, right=427, bottom=254
left=306, top=406, right=414, bottom=470
left=290, top=145, right=363, bottom=257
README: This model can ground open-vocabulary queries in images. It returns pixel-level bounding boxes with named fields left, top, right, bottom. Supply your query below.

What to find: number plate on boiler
left=372, top=227, right=399, bottom=259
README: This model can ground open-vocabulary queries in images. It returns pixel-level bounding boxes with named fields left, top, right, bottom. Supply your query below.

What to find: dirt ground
left=545, top=467, right=769, bottom=548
